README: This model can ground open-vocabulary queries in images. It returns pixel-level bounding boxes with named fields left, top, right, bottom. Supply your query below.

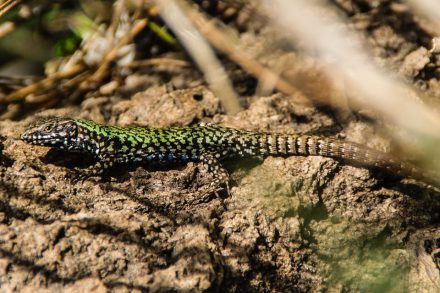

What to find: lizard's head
left=21, top=117, right=78, bottom=149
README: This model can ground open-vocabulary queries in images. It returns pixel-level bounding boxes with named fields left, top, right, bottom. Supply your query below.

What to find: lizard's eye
left=42, top=124, right=54, bottom=132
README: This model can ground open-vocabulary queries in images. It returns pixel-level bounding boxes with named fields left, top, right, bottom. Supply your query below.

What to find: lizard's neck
left=74, top=125, right=100, bottom=155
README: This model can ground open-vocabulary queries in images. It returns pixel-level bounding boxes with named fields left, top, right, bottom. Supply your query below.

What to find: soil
left=0, top=1, right=439, bottom=292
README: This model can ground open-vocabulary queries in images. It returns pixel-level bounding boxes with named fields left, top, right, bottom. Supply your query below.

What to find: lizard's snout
left=21, top=129, right=39, bottom=144
left=21, top=130, right=31, bottom=141
left=21, top=129, right=55, bottom=145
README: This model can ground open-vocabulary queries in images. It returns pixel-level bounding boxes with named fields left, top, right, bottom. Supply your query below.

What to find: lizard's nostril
left=21, top=132, right=34, bottom=142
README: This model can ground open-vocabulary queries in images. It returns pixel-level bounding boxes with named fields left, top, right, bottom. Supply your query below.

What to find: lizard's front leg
left=74, top=154, right=116, bottom=181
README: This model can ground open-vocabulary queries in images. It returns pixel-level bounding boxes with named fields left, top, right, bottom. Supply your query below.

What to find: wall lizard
left=21, top=117, right=416, bottom=185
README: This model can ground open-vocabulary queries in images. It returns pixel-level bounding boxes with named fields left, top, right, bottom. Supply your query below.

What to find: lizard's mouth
left=21, top=130, right=37, bottom=144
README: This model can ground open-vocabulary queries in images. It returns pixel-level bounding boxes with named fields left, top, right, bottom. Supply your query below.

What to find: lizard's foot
left=70, top=158, right=114, bottom=184
left=70, top=165, right=102, bottom=184
left=69, top=168, right=89, bottom=184
left=211, top=178, right=230, bottom=196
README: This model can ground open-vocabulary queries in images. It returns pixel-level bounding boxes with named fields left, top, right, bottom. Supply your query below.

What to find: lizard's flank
left=21, top=117, right=415, bottom=184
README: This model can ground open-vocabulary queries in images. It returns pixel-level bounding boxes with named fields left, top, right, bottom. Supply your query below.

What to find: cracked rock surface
left=0, top=88, right=439, bottom=292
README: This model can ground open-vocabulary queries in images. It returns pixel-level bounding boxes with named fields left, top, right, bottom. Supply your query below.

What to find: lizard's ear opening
left=61, top=120, right=79, bottom=140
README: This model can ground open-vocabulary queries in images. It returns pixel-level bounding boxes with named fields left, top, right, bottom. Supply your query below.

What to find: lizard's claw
left=225, top=181, right=231, bottom=195
left=211, top=180, right=231, bottom=198
left=69, top=168, right=90, bottom=184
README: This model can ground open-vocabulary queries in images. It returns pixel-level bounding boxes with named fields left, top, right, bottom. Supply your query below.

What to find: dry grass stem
left=261, top=1, right=440, bottom=134
left=154, top=0, right=242, bottom=115
left=2, top=64, right=85, bottom=103
left=124, top=57, right=191, bottom=68
left=184, top=5, right=311, bottom=107
left=0, top=0, right=20, bottom=18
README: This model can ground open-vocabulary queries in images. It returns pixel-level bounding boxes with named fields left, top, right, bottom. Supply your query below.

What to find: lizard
left=21, top=117, right=417, bottom=185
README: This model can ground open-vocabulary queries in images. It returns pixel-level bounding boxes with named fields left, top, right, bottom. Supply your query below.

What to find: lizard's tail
left=222, top=126, right=438, bottom=183
left=257, top=134, right=382, bottom=163
left=251, top=133, right=420, bottom=178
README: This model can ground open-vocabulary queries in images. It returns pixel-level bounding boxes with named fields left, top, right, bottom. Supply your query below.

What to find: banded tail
left=259, top=134, right=388, bottom=166
left=230, top=131, right=416, bottom=177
